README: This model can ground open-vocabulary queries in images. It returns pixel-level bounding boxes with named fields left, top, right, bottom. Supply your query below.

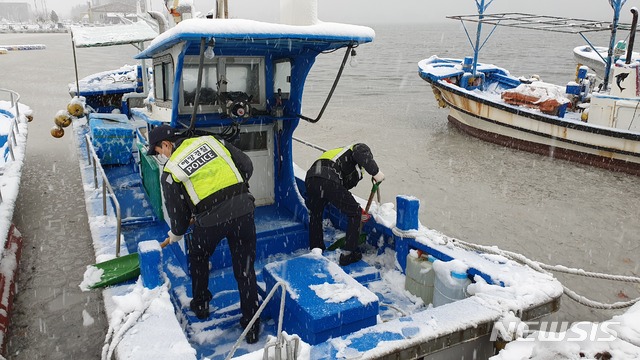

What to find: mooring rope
left=450, top=238, right=640, bottom=310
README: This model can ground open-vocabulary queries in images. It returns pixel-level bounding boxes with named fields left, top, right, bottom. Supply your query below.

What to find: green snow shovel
left=327, top=180, right=381, bottom=251
left=89, top=238, right=170, bottom=289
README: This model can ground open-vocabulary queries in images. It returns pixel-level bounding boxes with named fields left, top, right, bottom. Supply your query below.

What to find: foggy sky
left=42, top=0, right=634, bottom=24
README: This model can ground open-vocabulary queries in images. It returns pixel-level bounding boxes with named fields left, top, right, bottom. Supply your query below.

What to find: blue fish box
left=89, top=113, right=135, bottom=165
left=262, top=254, right=379, bottom=345
left=566, top=83, right=581, bottom=95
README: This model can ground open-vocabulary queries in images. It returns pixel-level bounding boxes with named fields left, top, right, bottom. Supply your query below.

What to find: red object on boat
left=0, top=224, right=24, bottom=354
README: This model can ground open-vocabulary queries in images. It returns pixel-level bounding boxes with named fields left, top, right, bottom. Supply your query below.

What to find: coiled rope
left=449, top=238, right=640, bottom=310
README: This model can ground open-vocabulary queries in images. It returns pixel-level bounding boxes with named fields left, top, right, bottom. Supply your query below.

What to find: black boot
left=245, top=319, right=260, bottom=344
left=190, top=299, right=210, bottom=320
left=339, top=251, right=362, bottom=266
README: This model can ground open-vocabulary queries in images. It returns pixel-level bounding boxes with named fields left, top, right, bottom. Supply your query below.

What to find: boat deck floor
left=162, top=226, right=426, bottom=359
left=97, top=158, right=426, bottom=359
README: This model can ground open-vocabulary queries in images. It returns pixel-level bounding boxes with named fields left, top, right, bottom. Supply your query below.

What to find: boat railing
left=225, top=281, right=299, bottom=360
left=0, top=88, right=26, bottom=204
left=84, top=133, right=123, bottom=257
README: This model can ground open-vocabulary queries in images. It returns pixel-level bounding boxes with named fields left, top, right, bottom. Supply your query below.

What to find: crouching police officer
left=147, top=125, right=260, bottom=344
left=305, top=143, right=384, bottom=266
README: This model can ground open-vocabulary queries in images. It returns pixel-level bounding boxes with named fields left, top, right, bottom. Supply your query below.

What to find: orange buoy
left=50, top=125, right=64, bottom=138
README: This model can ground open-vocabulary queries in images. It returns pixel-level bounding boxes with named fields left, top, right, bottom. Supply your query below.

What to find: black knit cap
left=147, top=125, right=181, bottom=155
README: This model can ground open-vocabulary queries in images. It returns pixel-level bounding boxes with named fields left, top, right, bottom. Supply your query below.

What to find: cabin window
left=153, top=55, right=174, bottom=107
left=183, top=60, right=218, bottom=106
left=180, top=56, right=265, bottom=113
left=229, top=130, right=268, bottom=152
left=273, top=60, right=291, bottom=101
left=226, top=62, right=261, bottom=104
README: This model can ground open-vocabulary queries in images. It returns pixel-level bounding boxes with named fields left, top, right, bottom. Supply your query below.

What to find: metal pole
left=626, top=8, right=638, bottom=64
left=71, top=31, right=80, bottom=97
left=471, top=0, right=486, bottom=75
left=603, top=0, right=624, bottom=91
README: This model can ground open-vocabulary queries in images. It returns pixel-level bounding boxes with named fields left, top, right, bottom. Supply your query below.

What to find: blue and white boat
left=0, top=88, right=31, bottom=351
left=67, top=1, right=566, bottom=359
left=419, top=0, right=640, bottom=176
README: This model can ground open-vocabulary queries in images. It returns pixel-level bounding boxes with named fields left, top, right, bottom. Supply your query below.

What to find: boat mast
left=603, top=0, right=626, bottom=91
left=472, top=0, right=493, bottom=75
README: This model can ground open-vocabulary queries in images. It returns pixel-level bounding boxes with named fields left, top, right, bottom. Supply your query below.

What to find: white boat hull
left=431, top=84, right=640, bottom=175
left=573, top=45, right=640, bottom=79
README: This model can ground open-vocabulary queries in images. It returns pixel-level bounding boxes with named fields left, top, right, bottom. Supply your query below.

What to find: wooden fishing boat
left=419, top=1, right=640, bottom=176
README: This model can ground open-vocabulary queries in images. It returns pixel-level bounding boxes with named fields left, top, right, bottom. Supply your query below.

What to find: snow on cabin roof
left=135, top=18, right=375, bottom=59
left=71, top=21, right=158, bottom=48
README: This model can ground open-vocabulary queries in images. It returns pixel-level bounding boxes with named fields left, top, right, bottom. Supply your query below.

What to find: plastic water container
left=432, top=260, right=471, bottom=307
left=404, top=253, right=436, bottom=305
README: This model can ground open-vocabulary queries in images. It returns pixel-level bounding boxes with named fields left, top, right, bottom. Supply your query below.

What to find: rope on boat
left=292, top=136, right=327, bottom=152
left=101, top=283, right=166, bottom=360
left=449, top=238, right=640, bottom=310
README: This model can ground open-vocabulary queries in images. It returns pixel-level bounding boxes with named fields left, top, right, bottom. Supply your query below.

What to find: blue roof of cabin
left=136, top=18, right=375, bottom=59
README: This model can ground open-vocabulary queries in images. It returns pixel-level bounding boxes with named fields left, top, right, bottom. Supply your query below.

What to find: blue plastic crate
left=89, top=113, right=135, bottom=165
left=262, top=253, right=379, bottom=345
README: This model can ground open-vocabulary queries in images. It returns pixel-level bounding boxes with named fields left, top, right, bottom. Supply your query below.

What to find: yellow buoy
left=581, top=109, right=589, bottom=122
left=50, top=125, right=64, bottom=138
left=67, top=101, right=84, bottom=118
left=54, top=111, right=72, bottom=127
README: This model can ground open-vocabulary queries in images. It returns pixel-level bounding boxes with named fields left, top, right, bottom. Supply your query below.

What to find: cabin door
left=231, top=125, right=274, bottom=206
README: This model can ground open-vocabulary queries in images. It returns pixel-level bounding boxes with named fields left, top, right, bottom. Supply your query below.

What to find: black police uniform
left=160, top=136, right=260, bottom=343
left=304, top=143, right=380, bottom=259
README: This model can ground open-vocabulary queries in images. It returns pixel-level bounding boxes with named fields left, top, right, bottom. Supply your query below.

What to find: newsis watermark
left=491, top=321, right=620, bottom=342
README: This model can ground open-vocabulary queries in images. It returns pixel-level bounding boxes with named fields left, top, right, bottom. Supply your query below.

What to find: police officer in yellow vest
left=147, top=125, right=260, bottom=344
left=305, top=143, right=385, bottom=266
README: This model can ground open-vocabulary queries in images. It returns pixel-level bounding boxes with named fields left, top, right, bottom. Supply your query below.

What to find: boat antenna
left=299, top=44, right=355, bottom=123
left=184, top=37, right=209, bottom=136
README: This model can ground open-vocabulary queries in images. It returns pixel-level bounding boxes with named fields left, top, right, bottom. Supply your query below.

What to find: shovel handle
left=160, top=237, right=171, bottom=248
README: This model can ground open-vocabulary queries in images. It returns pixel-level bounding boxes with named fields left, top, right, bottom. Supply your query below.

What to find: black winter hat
left=147, top=125, right=181, bottom=155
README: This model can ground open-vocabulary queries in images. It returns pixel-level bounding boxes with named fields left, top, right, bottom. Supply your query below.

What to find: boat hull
left=430, top=82, right=640, bottom=175
left=573, top=45, right=640, bottom=79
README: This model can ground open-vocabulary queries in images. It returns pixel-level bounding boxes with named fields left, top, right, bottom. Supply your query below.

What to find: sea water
left=2, top=22, right=639, bottom=357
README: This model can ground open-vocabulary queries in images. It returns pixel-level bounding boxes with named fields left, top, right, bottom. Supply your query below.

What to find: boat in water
left=0, top=88, right=31, bottom=352
left=58, top=1, right=575, bottom=359
left=573, top=43, right=640, bottom=79
left=419, top=1, right=640, bottom=176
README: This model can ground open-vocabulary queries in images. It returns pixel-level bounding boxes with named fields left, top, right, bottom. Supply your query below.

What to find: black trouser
left=305, top=177, right=361, bottom=252
left=189, top=212, right=259, bottom=328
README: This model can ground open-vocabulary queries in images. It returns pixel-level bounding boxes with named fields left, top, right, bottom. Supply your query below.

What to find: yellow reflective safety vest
left=318, top=144, right=363, bottom=179
left=163, top=136, right=244, bottom=206
left=319, top=144, right=357, bottom=162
